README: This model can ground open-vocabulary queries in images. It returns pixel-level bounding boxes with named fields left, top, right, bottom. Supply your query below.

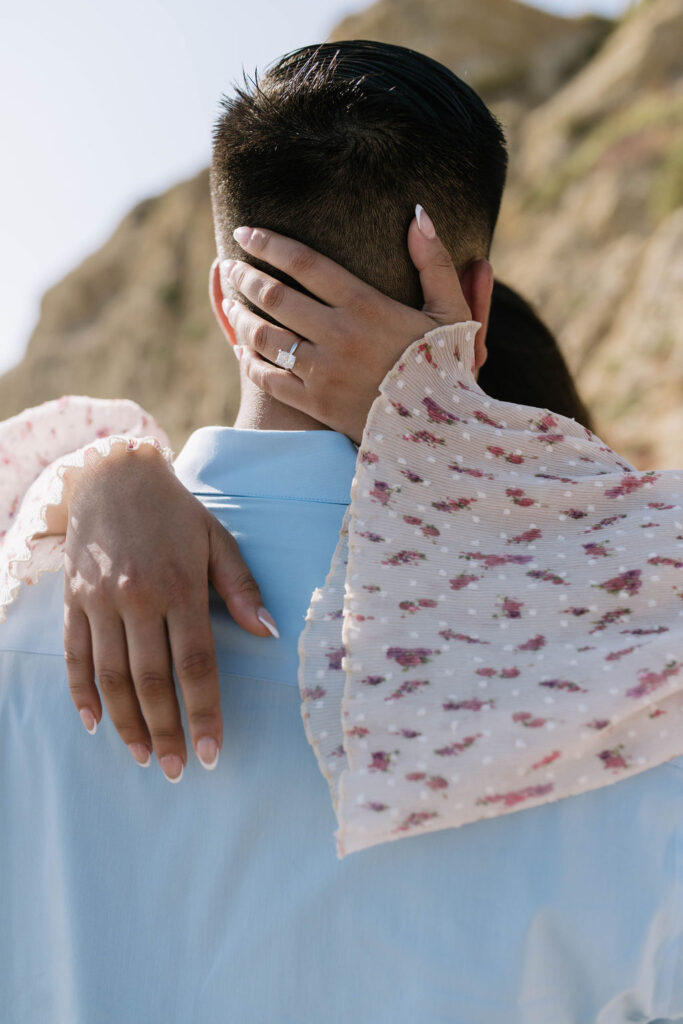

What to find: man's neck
left=232, top=376, right=330, bottom=432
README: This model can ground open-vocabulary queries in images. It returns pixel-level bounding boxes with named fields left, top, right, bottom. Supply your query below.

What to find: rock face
left=0, top=0, right=680, bottom=467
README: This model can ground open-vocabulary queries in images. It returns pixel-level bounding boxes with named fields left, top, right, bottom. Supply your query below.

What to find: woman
left=1, top=219, right=682, bottom=1021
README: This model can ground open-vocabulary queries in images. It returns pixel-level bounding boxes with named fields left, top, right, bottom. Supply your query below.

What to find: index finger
left=165, top=601, right=223, bottom=771
left=231, top=226, right=372, bottom=307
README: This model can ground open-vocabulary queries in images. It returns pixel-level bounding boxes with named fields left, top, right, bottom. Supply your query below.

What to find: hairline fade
left=210, top=40, right=508, bottom=310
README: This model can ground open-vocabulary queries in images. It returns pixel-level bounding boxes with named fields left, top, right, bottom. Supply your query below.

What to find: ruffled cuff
left=0, top=397, right=173, bottom=623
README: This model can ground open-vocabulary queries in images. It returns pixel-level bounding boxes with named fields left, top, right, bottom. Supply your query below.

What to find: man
left=1, top=41, right=681, bottom=1022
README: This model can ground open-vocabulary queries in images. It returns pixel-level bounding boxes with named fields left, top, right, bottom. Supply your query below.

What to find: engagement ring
left=275, top=341, right=299, bottom=371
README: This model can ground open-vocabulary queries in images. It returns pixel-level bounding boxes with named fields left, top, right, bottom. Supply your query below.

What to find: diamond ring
left=274, top=341, right=300, bottom=371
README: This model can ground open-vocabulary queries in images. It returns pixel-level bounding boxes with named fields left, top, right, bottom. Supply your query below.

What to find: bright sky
left=0, top=0, right=633, bottom=377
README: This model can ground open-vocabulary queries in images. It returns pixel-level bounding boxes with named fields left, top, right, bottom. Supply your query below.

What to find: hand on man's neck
left=232, top=375, right=331, bottom=433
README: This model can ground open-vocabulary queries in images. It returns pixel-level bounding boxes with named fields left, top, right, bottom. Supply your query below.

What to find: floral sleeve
left=298, top=321, right=683, bottom=859
left=0, top=396, right=173, bottom=623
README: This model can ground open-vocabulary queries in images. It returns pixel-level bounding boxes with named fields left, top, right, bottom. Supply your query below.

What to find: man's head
left=209, top=40, right=508, bottom=310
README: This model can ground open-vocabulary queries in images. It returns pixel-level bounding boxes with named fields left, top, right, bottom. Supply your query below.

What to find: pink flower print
left=417, top=341, right=437, bottom=366
left=434, top=734, right=483, bottom=755
left=448, top=464, right=494, bottom=480
left=361, top=675, right=385, bottom=687
left=438, top=630, right=489, bottom=644
left=325, top=647, right=345, bottom=671
left=365, top=801, right=389, bottom=812
left=583, top=541, right=611, bottom=557
left=535, top=473, right=575, bottom=484
left=605, top=647, right=635, bottom=661
left=329, top=743, right=345, bottom=758
left=405, top=772, right=427, bottom=782
left=403, top=429, right=446, bottom=447
left=358, top=531, right=385, bottom=543
left=386, top=647, right=438, bottom=670
left=649, top=502, right=675, bottom=510
left=496, top=596, right=524, bottom=619
left=392, top=810, right=438, bottom=834
left=622, top=626, right=668, bottom=636
left=302, top=685, right=327, bottom=700
left=489, top=446, right=527, bottom=464
left=370, top=480, right=396, bottom=506
left=626, top=660, right=680, bottom=699
left=346, top=726, right=370, bottom=738
left=530, top=750, right=561, bottom=770
left=561, top=508, right=587, bottom=520
left=535, top=433, right=565, bottom=445
left=512, top=711, right=548, bottom=728
left=422, top=396, right=459, bottom=425
left=399, top=600, right=420, bottom=614
left=442, top=698, right=495, bottom=712
left=401, top=469, right=424, bottom=483
left=605, top=471, right=660, bottom=499
left=400, top=728, right=422, bottom=738
left=587, top=719, right=611, bottom=730
left=598, top=744, right=630, bottom=771
left=385, top=679, right=430, bottom=701
left=432, top=496, right=477, bottom=513
left=506, top=487, right=535, bottom=508
left=473, top=409, right=504, bottom=428
left=476, top=783, right=554, bottom=808
left=389, top=399, right=412, bottom=417
left=403, top=515, right=422, bottom=525
left=539, top=679, right=587, bottom=693
left=648, top=556, right=683, bottom=569
left=517, top=634, right=546, bottom=651
left=585, top=514, right=627, bottom=532
left=418, top=598, right=438, bottom=608
left=500, top=667, right=520, bottom=679
left=530, top=412, right=559, bottom=432
left=461, top=552, right=533, bottom=568
left=596, top=569, right=642, bottom=597
left=564, top=606, right=590, bottom=616
left=421, top=524, right=440, bottom=538
left=363, top=584, right=381, bottom=592
left=476, top=667, right=497, bottom=678
left=426, top=775, right=449, bottom=790
left=382, top=549, right=426, bottom=567
left=508, top=528, right=543, bottom=544
left=649, top=708, right=666, bottom=719
left=449, top=573, right=480, bottom=590
left=368, top=750, right=399, bottom=772
left=526, top=569, right=567, bottom=586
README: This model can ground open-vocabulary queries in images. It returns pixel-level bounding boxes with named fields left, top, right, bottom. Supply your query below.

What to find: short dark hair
left=210, top=40, right=508, bottom=307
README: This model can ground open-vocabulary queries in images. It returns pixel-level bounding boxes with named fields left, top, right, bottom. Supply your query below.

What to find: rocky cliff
left=0, top=0, right=680, bottom=468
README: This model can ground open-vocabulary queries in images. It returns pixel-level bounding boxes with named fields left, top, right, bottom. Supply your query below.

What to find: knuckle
left=287, top=247, right=316, bottom=277
left=347, top=293, right=383, bottom=326
left=97, top=667, right=130, bottom=698
left=253, top=365, right=274, bottom=395
left=150, top=725, right=184, bottom=746
left=115, top=569, right=151, bottom=606
left=179, top=650, right=215, bottom=682
left=251, top=321, right=269, bottom=352
left=136, top=670, right=173, bottom=702
left=232, top=568, right=260, bottom=597
left=260, top=281, right=285, bottom=312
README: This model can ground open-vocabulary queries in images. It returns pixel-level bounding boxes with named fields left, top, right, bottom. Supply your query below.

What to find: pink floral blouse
left=1, top=324, right=682, bottom=859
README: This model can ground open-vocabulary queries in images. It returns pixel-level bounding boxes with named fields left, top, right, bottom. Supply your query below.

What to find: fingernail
left=221, top=298, right=233, bottom=319
left=257, top=607, right=280, bottom=639
left=415, top=204, right=436, bottom=239
left=79, top=708, right=97, bottom=735
left=234, top=345, right=243, bottom=361
left=233, top=226, right=253, bottom=247
left=220, top=258, right=236, bottom=276
left=159, top=754, right=184, bottom=783
left=128, top=742, right=151, bottom=767
left=196, top=736, right=220, bottom=770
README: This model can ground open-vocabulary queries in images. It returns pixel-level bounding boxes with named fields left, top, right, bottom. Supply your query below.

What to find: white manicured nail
left=415, top=204, right=436, bottom=239
left=160, top=755, right=183, bottom=783
left=196, top=737, right=220, bottom=770
left=257, top=608, right=280, bottom=639
left=80, top=708, right=97, bottom=735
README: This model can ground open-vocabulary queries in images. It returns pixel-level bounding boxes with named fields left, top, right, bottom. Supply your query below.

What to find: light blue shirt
left=1, top=426, right=683, bottom=1023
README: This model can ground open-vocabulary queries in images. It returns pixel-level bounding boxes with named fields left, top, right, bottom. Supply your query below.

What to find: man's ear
left=459, top=259, right=494, bottom=370
left=209, top=257, right=238, bottom=346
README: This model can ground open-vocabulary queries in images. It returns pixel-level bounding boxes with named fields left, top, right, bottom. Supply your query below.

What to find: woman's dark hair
left=480, top=281, right=593, bottom=429
left=210, top=40, right=508, bottom=306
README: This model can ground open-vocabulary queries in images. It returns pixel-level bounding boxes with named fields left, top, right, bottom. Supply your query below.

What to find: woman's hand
left=62, top=443, right=278, bottom=781
left=219, top=205, right=492, bottom=443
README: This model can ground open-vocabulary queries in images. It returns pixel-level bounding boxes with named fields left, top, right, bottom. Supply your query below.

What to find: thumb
left=407, top=205, right=472, bottom=325
left=206, top=517, right=279, bottom=640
